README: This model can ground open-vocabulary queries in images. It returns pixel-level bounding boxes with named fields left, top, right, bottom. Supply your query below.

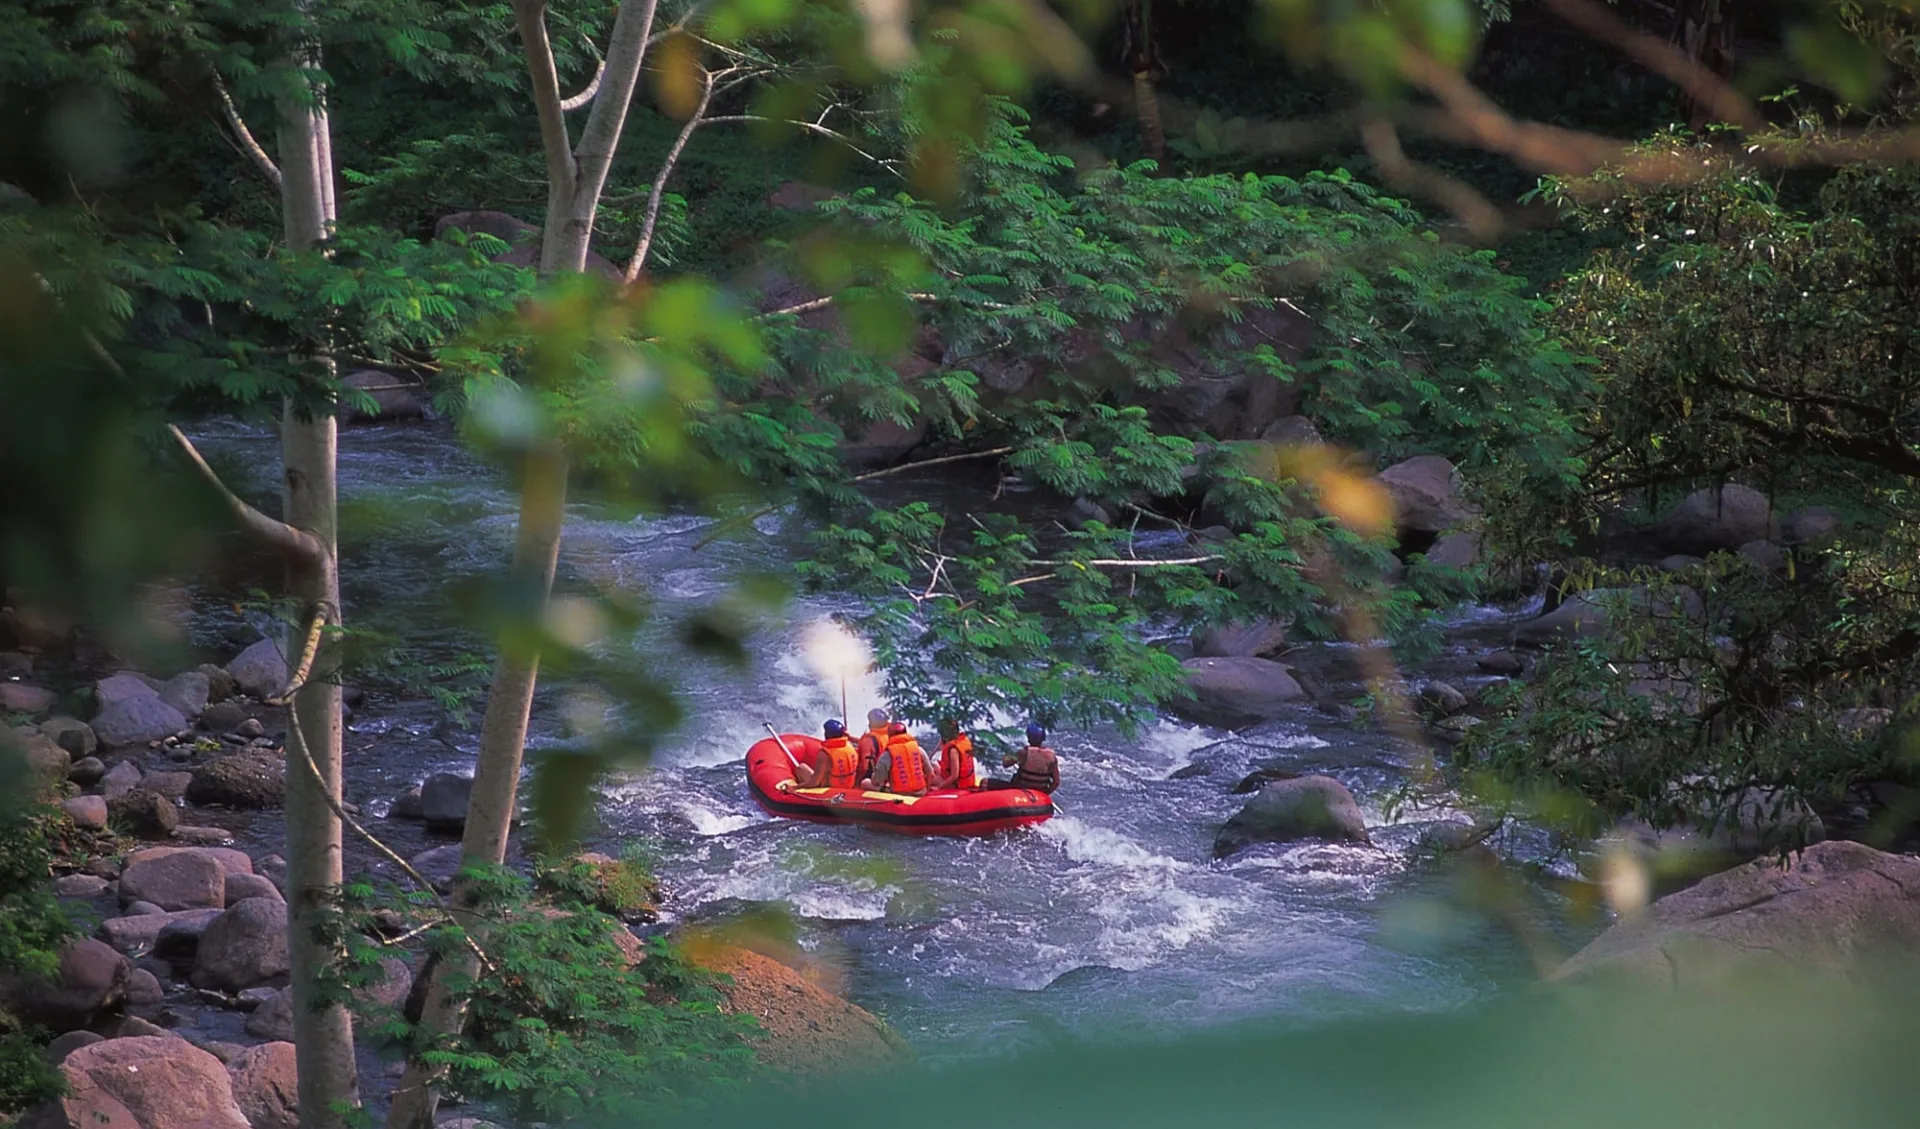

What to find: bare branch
left=558, top=51, right=607, bottom=112
left=1027, top=555, right=1223, bottom=568
left=167, top=425, right=326, bottom=563
left=265, top=608, right=331, bottom=706
left=1360, top=116, right=1504, bottom=241
left=1544, top=0, right=1763, bottom=132
left=851, top=446, right=1014, bottom=483
left=214, top=76, right=282, bottom=186
left=701, top=114, right=903, bottom=176
left=624, top=63, right=720, bottom=283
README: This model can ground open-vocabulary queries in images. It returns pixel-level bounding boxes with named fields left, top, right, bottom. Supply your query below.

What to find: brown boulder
left=1190, top=619, right=1289, bottom=659
left=126, top=845, right=254, bottom=878
left=691, top=944, right=905, bottom=1075
left=0, top=682, right=55, bottom=714
left=1377, top=455, right=1468, bottom=536
left=1552, top=841, right=1920, bottom=987
left=107, top=790, right=179, bottom=839
left=1653, top=484, right=1779, bottom=556
left=192, top=897, right=289, bottom=991
left=1168, top=657, right=1310, bottom=729
left=341, top=369, right=427, bottom=423
left=224, top=1043, right=298, bottom=1129
left=187, top=751, right=285, bottom=809
left=1, top=939, right=130, bottom=1032
left=119, top=850, right=225, bottom=912
left=50, top=1036, right=249, bottom=1129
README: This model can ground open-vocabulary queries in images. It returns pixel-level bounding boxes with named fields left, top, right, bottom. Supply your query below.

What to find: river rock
left=193, top=898, right=289, bottom=991
left=126, top=968, right=163, bottom=1006
left=223, top=874, right=283, bottom=907
left=341, top=369, right=427, bottom=422
left=158, top=672, right=210, bottom=720
left=114, top=1015, right=170, bottom=1039
left=152, top=905, right=225, bottom=962
left=46, top=1030, right=105, bottom=1063
left=41, top=716, right=98, bottom=758
left=1191, top=619, right=1289, bottom=659
left=187, top=751, right=285, bottom=809
left=255, top=854, right=286, bottom=892
left=143, top=771, right=191, bottom=800
left=224, top=1042, right=299, bottom=1129
left=1552, top=841, right=1920, bottom=986
left=0, top=938, right=130, bottom=1032
left=128, top=845, right=253, bottom=877
left=356, top=956, right=413, bottom=1011
left=1477, top=650, right=1524, bottom=675
left=195, top=663, right=237, bottom=704
left=49, top=1036, right=250, bottom=1129
left=92, top=697, right=187, bottom=749
left=1378, top=455, right=1467, bottom=536
left=55, top=874, right=110, bottom=899
left=1215, top=774, right=1371, bottom=856
left=68, top=754, right=105, bottom=785
left=1169, top=657, right=1310, bottom=728
left=120, top=851, right=225, bottom=912
left=18, top=734, right=70, bottom=794
left=1509, top=592, right=1615, bottom=648
left=389, top=785, right=424, bottom=820
left=101, top=759, right=143, bottom=800
left=199, top=701, right=246, bottom=734
left=94, top=673, right=157, bottom=709
left=1653, top=484, right=1778, bottom=556
left=98, top=909, right=221, bottom=957
left=224, top=640, right=288, bottom=701
left=1781, top=505, right=1839, bottom=546
left=125, top=901, right=167, bottom=917
left=0, top=682, right=56, bottom=714
left=1230, top=767, right=1298, bottom=794
left=409, top=844, right=464, bottom=892
left=1836, top=707, right=1892, bottom=737
left=1260, top=414, right=1322, bottom=446
left=694, top=944, right=905, bottom=1074
left=1429, top=714, right=1482, bottom=744
left=61, top=794, right=108, bottom=831
left=1423, top=531, right=1480, bottom=570
left=235, top=717, right=265, bottom=739
left=0, top=650, right=28, bottom=678
left=242, top=987, right=294, bottom=1042
left=108, top=790, right=179, bottom=838
left=419, top=772, right=474, bottom=831
left=1419, top=681, right=1469, bottom=716
left=1658, top=554, right=1705, bottom=572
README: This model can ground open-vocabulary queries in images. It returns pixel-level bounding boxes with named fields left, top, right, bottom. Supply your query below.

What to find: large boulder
left=93, top=674, right=157, bottom=710
left=198, top=701, right=247, bottom=734
left=101, top=759, right=143, bottom=800
left=193, top=897, right=290, bottom=991
left=1552, top=841, right=1920, bottom=987
left=1215, top=774, right=1371, bottom=857
left=1510, top=587, right=1706, bottom=650
left=187, top=751, right=286, bottom=809
left=45, top=1036, right=250, bottom=1129
left=408, top=844, right=464, bottom=892
left=224, top=640, right=288, bottom=701
left=224, top=1042, right=298, bottom=1129
left=96, top=909, right=221, bottom=956
left=1423, top=531, right=1481, bottom=570
left=242, top=987, right=294, bottom=1041
left=197, top=663, right=238, bottom=704
left=1652, top=484, right=1779, bottom=556
left=120, top=850, right=226, bottom=912
left=419, top=772, right=474, bottom=831
left=692, top=944, right=906, bottom=1074
left=0, top=938, right=130, bottom=1032
left=40, top=716, right=97, bottom=758
left=18, top=735, right=71, bottom=793
left=1169, top=657, right=1310, bottom=729
left=341, top=369, right=427, bottom=423
left=127, top=845, right=254, bottom=877
left=1190, top=619, right=1289, bottom=659
left=91, top=695, right=186, bottom=749
left=157, top=672, right=210, bottom=721
left=223, top=873, right=283, bottom=907
left=1377, top=455, right=1468, bottom=536
left=1782, top=505, right=1839, bottom=546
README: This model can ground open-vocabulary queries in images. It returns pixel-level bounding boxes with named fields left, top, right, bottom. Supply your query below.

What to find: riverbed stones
left=94, top=674, right=155, bottom=709
left=224, top=640, right=288, bottom=701
left=187, top=751, right=285, bottom=809
left=158, top=672, right=210, bottom=721
left=125, top=968, right=163, bottom=1007
left=120, top=851, right=225, bottom=912
left=342, top=368, right=427, bottom=422
left=107, top=790, right=179, bottom=838
left=389, top=785, right=424, bottom=820
left=0, top=938, right=130, bottom=1032
left=98, top=909, right=221, bottom=956
left=63, top=794, right=108, bottom=830
left=1477, top=650, right=1524, bottom=675
left=92, top=695, right=188, bottom=749
left=1170, top=657, right=1310, bottom=728
left=46, top=1030, right=104, bottom=1063
left=101, top=759, right=143, bottom=800
left=242, top=987, right=294, bottom=1041
left=192, top=898, right=289, bottom=991
left=1190, top=619, right=1289, bottom=659
left=54, top=874, right=109, bottom=899
left=48, top=1036, right=251, bottom=1129
left=199, top=701, right=246, bottom=734
left=18, top=734, right=69, bottom=793
left=1418, top=681, right=1469, bottom=716
left=224, top=1042, right=299, bottom=1129
left=68, top=754, right=105, bottom=785
left=41, top=716, right=98, bottom=758
left=0, top=682, right=56, bottom=714
left=235, top=717, right=266, bottom=740
left=1652, top=484, right=1779, bottom=556
left=694, top=944, right=906, bottom=1074
left=409, top=844, right=464, bottom=892
left=419, top=772, right=474, bottom=831
left=1215, top=774, right=1371, bottom=857
left=197, top=663, right=237, bottom=703
left=1552, top=841, right=1920, bottom=987
left=1509, top=592, right=1615, bottom=648
left=223, top=874, right=282, bottom=907
left=128, top=845, right=253, bottom=877
left=1377, top=455, right=1468, bottom=536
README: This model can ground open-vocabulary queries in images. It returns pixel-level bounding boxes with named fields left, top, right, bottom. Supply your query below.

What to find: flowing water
left=187, top=419, right=1582, bottom=1062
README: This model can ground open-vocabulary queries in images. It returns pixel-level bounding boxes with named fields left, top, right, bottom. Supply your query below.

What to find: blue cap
left=1026, top=724, right=1047, bottom=745
left=823, top=719, right=847, bottom=739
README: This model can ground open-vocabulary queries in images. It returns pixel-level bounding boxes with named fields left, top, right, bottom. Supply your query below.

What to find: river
left=185, top=419, right=1585, bottom=1063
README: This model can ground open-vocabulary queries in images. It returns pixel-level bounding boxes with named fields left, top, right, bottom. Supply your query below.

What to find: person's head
left=823, top=719, right=847, bottom=740
left=938, top=718, right=960, bottom=741
left=867, top=707, right=890, bottom=730
left=888, top=721, right=908, bottom=737
left=1025, top=723, right=1047, bottom=747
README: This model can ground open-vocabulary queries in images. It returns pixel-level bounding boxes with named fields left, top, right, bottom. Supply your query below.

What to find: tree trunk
left=1673, top=0, right=1736, bottom=131
left=276, top=37, right=358, bottom=1129
left=383, top=5, right=662, bottom=1125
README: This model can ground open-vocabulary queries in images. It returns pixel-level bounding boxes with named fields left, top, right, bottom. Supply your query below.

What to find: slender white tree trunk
left=277, top=38, right=359, bottom=1129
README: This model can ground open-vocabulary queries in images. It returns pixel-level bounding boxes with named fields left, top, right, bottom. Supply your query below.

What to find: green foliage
left=331, top=864, right=758, bottom=1122
left=0, top=792, right=76, bottom=1113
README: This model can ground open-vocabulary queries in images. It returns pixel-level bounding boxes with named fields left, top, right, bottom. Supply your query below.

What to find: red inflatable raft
left=746, top=733, right=1053, bottom=836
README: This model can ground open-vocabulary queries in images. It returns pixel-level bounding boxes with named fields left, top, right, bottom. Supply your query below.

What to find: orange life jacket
left=886, top=732, right=928, bottom=793
left=816, top=736, right=858, bottom=789
left=857, top=728, right=887, bottom=778
left=939, top=735, right=977, bottom=789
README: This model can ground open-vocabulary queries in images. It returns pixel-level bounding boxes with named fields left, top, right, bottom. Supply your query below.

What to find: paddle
left=761, top=721, right=803, bottom=769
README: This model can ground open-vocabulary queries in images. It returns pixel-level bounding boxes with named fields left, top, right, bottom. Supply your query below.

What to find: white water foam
left=1040, top=816, right=1184, bottom=871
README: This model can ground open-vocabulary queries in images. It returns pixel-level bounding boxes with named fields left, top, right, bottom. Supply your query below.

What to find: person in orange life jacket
left=859, top=721, right=937, bottom=796
left=934, top=718, right=978, bottom=790
left=855, top=708, right=891, bottom=783
left=789, top=719, right=859, bottom=790
left=984, top=724, right=1060, bottom=794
